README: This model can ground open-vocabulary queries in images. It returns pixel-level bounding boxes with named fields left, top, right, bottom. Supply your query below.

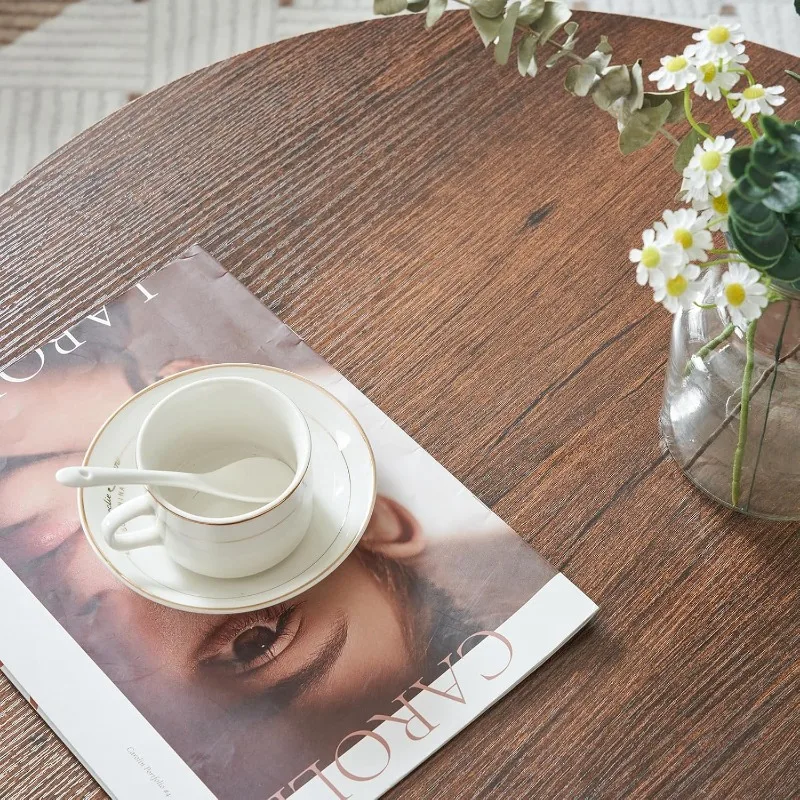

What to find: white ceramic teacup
left=100, top=376, right=313, bottom=578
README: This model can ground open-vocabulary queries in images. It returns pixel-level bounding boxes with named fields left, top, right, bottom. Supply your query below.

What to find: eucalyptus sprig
left=374, top=0, right=692, bottom=155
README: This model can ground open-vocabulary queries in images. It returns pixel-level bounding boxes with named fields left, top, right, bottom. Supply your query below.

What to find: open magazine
left=0, top=246, right=597, bottom=800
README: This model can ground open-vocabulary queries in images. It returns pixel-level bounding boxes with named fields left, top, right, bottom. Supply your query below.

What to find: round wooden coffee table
left=1, top=12, right=797, bottom=799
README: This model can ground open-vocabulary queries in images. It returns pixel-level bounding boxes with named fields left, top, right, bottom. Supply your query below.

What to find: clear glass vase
left=661, top=269, right=800, bottom=519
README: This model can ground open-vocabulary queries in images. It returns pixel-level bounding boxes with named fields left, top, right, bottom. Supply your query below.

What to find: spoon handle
left=56, top=466, right=192, bottom=490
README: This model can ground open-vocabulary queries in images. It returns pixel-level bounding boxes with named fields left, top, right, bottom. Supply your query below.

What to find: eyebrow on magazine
left=265, top=616, right=349, bottom=705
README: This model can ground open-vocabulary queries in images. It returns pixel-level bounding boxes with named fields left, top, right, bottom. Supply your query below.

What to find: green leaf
left=530, top=0, right=571, bottom=43
left=592, top=65, right=631, bottom=110
left=495, top=1, right=520, bottom=65
left=729, top=147, right=751, bottom=180
left=746, top=162, right=775, bottom=190
left=407, top=0, right=428, bottom=10
left=772, top=242, right=800, bottom=281
left=374, top=0, right=407, bottom=14
left=517, top=35, right=538, bottom=76
left=642, top=90, right=684, bottom=124
left=784, top=210, right=800, bottom=235
left=470, top=7, right=503, bottom=45
left=737, top=176, right=769, bottom=203
left=425, top=0, right=447, bottom=26
left=517, top=0, right=545, bottom=24
left=762, top=114, right=800, bottom=156
left=564, top=63, right=597, bottom=96
left=673, top=125, right=710, bottom=174
left=618, top=100, right=671, bottom=155
left=471, top=0, right=507, bottom=18
left=763, top=172, right=800, bottom=213
left=787, top=69, right=800, bottom=83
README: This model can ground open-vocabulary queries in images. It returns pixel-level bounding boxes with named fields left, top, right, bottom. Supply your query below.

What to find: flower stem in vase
left=685, top=323, right=735, bottom=376
left=731, top=320, right=757, bottom=506
left=744, top=302, right=791, bottom=510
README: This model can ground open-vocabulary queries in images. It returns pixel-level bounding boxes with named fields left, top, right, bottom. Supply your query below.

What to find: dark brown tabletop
left=1, top=11, right=798, bottom=800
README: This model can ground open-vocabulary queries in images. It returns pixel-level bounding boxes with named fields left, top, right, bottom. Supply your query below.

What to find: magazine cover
left=0, top=246, right=597, bottom=800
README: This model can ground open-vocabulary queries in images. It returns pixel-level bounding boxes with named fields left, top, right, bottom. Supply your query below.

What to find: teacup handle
left=101, top=494, right=165, bottom=552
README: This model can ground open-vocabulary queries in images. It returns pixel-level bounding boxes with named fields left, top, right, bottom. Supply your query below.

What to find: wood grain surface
left=1, top=11, right=799, bottom=800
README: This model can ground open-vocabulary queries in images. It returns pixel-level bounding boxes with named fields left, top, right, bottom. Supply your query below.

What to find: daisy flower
left=681, top=136, right=736, bottom=203
left=728, top=84, right=786, bottom=122
left=689, top=47, right=746, bottom=101
left=630, top=228, right=683, bottom=287
left=654, top=208, right=713, bottom=263
left=716, top=263, right=768, bottom=328
left=691, top=17, right=746, bottom=62
left=692, top=185, right=733, bottom=232
left=649, top=50, right=696, bottom=91
left=651, top=262, right=703, bottom=314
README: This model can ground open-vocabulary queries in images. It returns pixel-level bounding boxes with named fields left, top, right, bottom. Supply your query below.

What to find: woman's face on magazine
left=0, top=364, right=418, bottom=711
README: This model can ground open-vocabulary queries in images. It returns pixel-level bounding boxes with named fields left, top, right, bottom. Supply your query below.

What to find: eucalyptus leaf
left=592, top=65, right=631, bottom=110
left=628, top=60, right=644, bottom=111
left=530, top=0, right=571, bottom=43
left=618, top=100, right=671, bottom=155
left=596, top=35, right=612, bottom=55
left=374, top=0, right=407, bottom=14
left=495, top=1, right=520, bottom=65
left=426, top=0, right=447, bottom=26
left=471, top=0, right=507, bottom=18
left=583, top=46, right=612, bottom=74
left=517, top=0, right=545, bottom=24
left=564, top=63, right=597, bottom=96
left=673, top=125, right=710, bottom=174
left=545, top=19, right=579, bottom=67
left=517, top=35, right=538, bottom=76
left=470, top=7, right=503, bottom=46
left=642, top=90, right=684, bottom=124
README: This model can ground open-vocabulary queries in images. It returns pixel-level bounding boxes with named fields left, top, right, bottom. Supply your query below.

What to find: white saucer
left=78, top=364, right=376, bottom=614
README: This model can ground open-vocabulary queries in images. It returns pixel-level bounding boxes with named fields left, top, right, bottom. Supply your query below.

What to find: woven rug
left=1, top=0, right=798, bottom=193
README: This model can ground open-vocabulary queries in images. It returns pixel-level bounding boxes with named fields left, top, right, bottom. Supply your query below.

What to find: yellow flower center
left=743, top=85, right=765, bottom=100
left=700, top=151, right=722, bottom=171
left=666, top=56, right=688, bottom=72
left=725, top=283, right=746, bottom=307
left=673, top=228, right=693, bottom=249
left=700, top=63, right=717, bottom=83
left=707, top=25, right=730, bottom=45
left=641, top=246, right=661, bottom=269
left=666, top=275, right=688, bottom=297
left=712, top=193, right=729, bottom=214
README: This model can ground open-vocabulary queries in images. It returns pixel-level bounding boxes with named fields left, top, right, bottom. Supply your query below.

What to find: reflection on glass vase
left=661, top=268, right=800, bottom=520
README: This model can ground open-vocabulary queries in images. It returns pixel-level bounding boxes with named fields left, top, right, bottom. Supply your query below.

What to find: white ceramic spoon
left=56, top=457, right=281, bottom=505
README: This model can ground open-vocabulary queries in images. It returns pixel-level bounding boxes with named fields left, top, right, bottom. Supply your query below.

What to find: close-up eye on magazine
left=0, top=248, right=597, bottom=800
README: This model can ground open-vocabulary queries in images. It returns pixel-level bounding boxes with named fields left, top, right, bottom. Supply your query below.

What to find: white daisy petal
left=651, top=262, right=704, bottom=314
left=649, top=50, right=696, bottom=91
left=681, top=137, right=736, bottom=204
left=715, top=265, right=769, bottom=328
left=728, top=84, right=786, bottom=122
left=691, top=17, right=747, bottom=62
left=654, top=208, right=715, bottom=263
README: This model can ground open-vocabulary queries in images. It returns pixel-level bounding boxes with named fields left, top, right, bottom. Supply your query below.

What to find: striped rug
left=1, top=0, right=798, bottom=193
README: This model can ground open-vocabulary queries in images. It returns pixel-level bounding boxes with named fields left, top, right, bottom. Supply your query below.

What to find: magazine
left=0, top=246, right=597, bottom=800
